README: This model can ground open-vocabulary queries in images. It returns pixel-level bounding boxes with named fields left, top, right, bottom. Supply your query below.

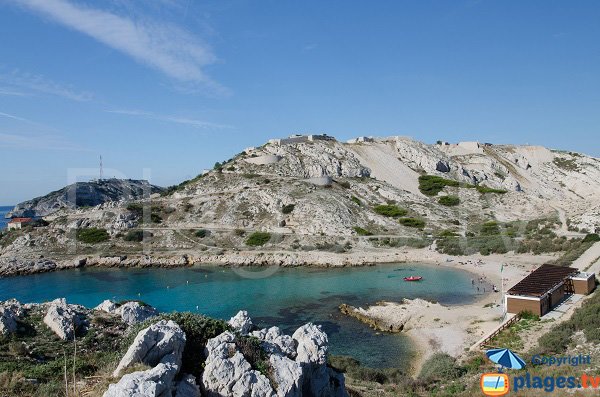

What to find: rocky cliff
left=6, top=179, right=163, bottom=218
left=1, top=136, right=599, bottom=270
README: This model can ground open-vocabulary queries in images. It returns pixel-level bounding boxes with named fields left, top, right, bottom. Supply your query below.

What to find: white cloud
left=13, top=0, right=222, bottom=90
left=0, top=87, right=28, bottom=97
left=0, top=111, right=31, bottom=123
left=0, top=69, right=93, bottom=101
left=106, top=109, right=232, bottom=130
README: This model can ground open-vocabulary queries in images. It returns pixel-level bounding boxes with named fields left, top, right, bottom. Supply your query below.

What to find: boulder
left=43, top=298, right=85, bottom=340
left=228, top=310, right=254, bottom=335
left=0, top=303, right=19, bottom=335
left=202, top=331, right=276, bottom=397
left=103, top=362, right=180, bottom=397
left=115, top=301, right=158, bottom=325
left=270, top=354, right=303, bottom=397
left=251, top=327, right=296, bottom=357
left=95, top=299, right=118, bottom=313
left=114, top=320, right=186, bottom=377
left=292, top=323, right=346, bottom=397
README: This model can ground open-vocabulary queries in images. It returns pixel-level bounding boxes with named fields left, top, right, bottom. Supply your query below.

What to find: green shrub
left=373, top=204, right=407, bottom=217
left=245, top=232, right=272, bottom=246
left=398, top=218, right=425, bottom=228
left=76, top=228, right=109, bottom=244
left=129, top=313, right=229, bottom=379
left=480, top=221, right=501, bottom=236
left=419, top=353, right=465, bottom=381
left=476, top=186, right=508, bottom=194
left=583, top=233, right=600, bottom=243
left=338, top=181, right=351, bottom=189
left=438, top=195, right=460, bottom=206
left=353, top=227, right=373, bottom=236
left=234, top=229, right=246, bottom=237
left=195, top=229, right=209, bottom=238
left=123, top=229, right=152, bottom=242
left=418, top=175, right=460, bottom=196
left=328, top=355, right=406, bottom=384
left=350, top=196, right=361, bottom=206
left=281, top=204, right=295, bottom=214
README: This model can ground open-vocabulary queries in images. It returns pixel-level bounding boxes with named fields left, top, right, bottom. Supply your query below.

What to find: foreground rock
left=105, top=320, right=189, bottom=397
left=202, top=320, right=346, bottom=397
left=113, top=320, right=186, bottom=377
left=95, top=299, right=158, bottom=325
left=0, top=299, right=23, bottom=335
left=227, top=310, right=254, bottom=335
left=43, top=298, right=86, bottom=340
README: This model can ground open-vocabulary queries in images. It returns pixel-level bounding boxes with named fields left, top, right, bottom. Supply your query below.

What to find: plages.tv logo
left=481, top=348, right=526, bottom=396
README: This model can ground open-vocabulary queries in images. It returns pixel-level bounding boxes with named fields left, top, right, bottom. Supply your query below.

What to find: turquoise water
left=0, top=264, right=482, bottom=369
left=0, top=206, right=12, bottom=230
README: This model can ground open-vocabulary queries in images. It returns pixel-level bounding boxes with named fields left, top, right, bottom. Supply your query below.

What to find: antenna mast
left=99, top=155, right=103, bottom=180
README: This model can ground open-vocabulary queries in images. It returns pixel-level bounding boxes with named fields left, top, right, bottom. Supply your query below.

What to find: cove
left=0, top=263, right=481, bottom=369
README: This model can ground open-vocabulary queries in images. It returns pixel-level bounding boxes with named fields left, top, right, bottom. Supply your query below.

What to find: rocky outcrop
left=292, top=323, right=346, bottom=397
left=0, top=299, right=23, bottom=335
left=114, top=320, right=186, bottom=377
left=201, top=331, right=277, bottom=397
left=104, top=361, right=181, bottom=397
left=7, top=179, right=163, bottom=218
left=115, top=301, right=159, bottom=325
left=0, top=258, right=57, bottom=277
left=105, top=320, right=186, bottom=397
left=95, top=299, right=118, bottom=313
left=202, top=317, right=346, bottom=397
left=43, top=298, right=86, bottom=340
left=228, top=310, right=254, bottom=335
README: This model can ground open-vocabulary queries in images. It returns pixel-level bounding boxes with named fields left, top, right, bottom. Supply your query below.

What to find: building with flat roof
left=7, top=217, right=34, bottom=230
left=505, top=264, right=596, bottom=316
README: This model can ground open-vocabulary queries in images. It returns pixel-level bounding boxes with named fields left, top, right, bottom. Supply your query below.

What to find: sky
left=1, top=0, right=599, bottom=204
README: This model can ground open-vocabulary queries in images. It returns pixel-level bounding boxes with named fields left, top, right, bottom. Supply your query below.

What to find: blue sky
left=1, top=0, right=599, bottom=204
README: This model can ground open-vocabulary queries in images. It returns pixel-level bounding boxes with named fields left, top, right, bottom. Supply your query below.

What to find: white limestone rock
left=202, top=331, right=276, bottom=397
left=43, top=298, right=85, bottom=340
left=95, top=299, right=118, bottom=313
left=228, top=310, right=254, bottom=335
left=103, top=362, right=180, bottom=397
left=115, top=301, right=158, bottom=325
left=251, top=326, right=297, bottom=357
left=114, top=320, right=186, bottom=377
left=292, top=323, right=347, bottom=397
left=0, top=299, right=22, bottom=335
left=270, top=354, right=303, bottom=397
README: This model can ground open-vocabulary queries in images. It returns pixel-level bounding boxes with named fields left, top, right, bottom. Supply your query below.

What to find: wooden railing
left=478, top=313, right=522, bottom=349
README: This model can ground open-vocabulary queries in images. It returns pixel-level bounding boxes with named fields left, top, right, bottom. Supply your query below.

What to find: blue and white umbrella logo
left=486, top=348, right=526, bottom=370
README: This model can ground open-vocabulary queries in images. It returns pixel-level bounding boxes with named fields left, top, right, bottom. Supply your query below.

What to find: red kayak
left=404, top=276, right=423, bottom=282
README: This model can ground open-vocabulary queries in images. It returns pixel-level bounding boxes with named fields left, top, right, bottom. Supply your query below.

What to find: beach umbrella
left=485, top=348, right=526, bottom=370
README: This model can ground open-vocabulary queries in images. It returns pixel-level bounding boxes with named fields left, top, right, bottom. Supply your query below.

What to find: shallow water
left=0, top=263, right=483, bottom=369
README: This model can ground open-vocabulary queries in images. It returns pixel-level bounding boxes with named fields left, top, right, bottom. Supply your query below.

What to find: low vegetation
left=438, top=195, right=460, bottom=206
left=76, top=228, right=109, bottom=244
left=194, top=229, right=209, bottom=238
left=245, top=232, right=272, bottom=246
left=373, top=205, right=407, bottom=218
left=398, top=218, right=425, bottom=228
left=281, top=204, right=295, bottom=214
left=418, top=175, right=507, bottom=196
left=350, top=196, right=361, bottom=206
left=123, top=229, right=152, bottom=242
left=353, top=227, right=373, bottom=236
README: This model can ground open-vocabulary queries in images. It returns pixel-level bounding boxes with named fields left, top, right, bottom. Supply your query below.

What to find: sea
left=0, top=263, right=485, bottom=369
left=0, top=206, right=12, bottom=230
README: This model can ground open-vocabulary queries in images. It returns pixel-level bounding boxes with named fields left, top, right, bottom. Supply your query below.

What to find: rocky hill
left=6, top=179, right=164, bottom=218
left=1, top=136, right=599, bottom=271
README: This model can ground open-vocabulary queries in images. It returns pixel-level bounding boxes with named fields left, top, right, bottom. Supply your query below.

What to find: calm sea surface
left=0, top=263, right=483, bottom=369
left=0, top=206, right=12, bottom=230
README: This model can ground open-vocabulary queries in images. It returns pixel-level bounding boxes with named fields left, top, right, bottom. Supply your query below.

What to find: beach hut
left=505, top=264, right=596, bottom=316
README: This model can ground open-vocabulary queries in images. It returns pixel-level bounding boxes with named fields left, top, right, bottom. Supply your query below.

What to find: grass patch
left=419, top=353, right=465, bottom=381
left=328, top=355, right=405, bottom=384
left=418, top=175, right=460, bottom=196
left=353, top=227, right=373, bottom=236
left=553, top=157, right=580, bottom=172
left=350, top=196, right=361, bottom=206
left=438, top=195, right=460, bottom=206
left=398, top=218, right=425, bottom=228
left=245, top=232, right=272, bottom=246
left=373, top=205, right=407, bottom=218
left=476, top=186, right=508, bottom=194
left=76, top=228, right=109, bottom=244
